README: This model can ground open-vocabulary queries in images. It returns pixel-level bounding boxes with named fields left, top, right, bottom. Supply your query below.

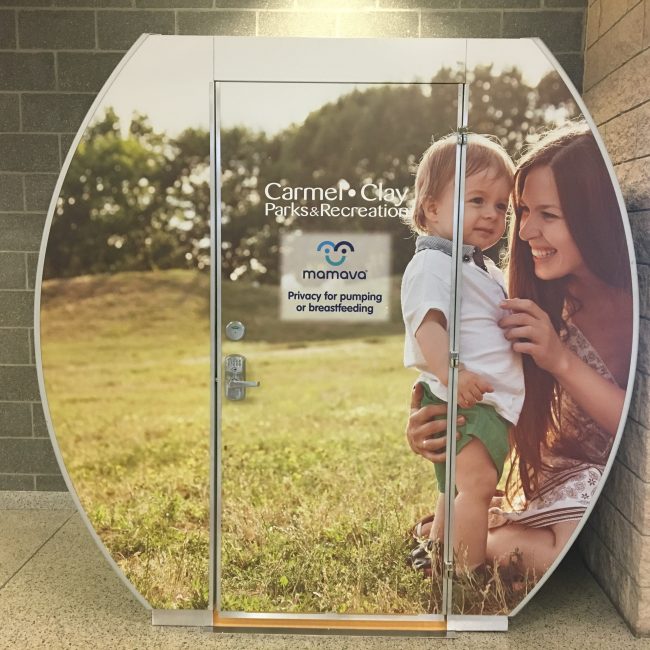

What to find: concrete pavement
left=0, top=491, right=647, bottom=650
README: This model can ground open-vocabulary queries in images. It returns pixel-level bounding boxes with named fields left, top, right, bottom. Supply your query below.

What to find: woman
left=407, top=121, right=633, bottom=576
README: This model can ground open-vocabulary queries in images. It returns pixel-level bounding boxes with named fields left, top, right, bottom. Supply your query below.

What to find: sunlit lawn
left=41, top=270, right=212, bottom=609
left=220, top=333, right=439, bottom=614
left=41, top=269, right=525, bottom=615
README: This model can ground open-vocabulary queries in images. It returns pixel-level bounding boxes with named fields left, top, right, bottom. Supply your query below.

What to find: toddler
left=401, top=133, right=525, bottom=570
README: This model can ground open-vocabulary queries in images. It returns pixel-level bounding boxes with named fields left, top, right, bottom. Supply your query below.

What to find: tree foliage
left=46, top=109, right=210, bottom=279
left=47, top=68, right=578, bottom=281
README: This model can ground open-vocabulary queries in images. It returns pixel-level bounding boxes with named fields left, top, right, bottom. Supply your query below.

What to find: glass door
left=213, top=79, right=464, bottom=629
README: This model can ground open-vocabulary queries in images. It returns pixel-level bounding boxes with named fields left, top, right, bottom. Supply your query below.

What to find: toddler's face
left=423, top=167, right=511, bottom=250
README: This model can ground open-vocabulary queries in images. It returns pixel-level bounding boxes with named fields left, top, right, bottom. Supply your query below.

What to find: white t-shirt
left=401, top=248, right=525, bottom=425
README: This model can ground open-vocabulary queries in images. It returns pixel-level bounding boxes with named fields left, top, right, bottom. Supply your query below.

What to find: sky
left=92, top=36, right=556, bottom=138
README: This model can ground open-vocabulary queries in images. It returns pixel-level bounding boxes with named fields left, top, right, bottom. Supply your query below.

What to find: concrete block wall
left=579, top=0, right=650, bottom=636
left=0, top=0, right=588, bottom=491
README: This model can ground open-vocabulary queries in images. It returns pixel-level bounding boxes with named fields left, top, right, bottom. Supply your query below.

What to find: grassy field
left=41, top=269, right=530, bottom=615
left=41, top=270, right=212, bottom=609
left=219, top=333, right=438, bottom=614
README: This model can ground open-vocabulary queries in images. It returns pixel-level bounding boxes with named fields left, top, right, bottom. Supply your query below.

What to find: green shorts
left=419, top=381, right=510, bottom=494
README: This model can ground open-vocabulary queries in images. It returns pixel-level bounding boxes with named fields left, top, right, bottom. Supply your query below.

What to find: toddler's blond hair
left=409, top=133, right=515, bottom=234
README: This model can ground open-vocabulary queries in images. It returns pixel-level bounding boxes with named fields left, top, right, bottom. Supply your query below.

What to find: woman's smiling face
left=518, top=165, right=587, bottom=281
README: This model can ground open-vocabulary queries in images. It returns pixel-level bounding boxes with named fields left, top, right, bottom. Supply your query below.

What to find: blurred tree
left=219, top=127, right=274, bottom=281
left=219, top=66, right=580, bottom=282
left=46, top=109, right=210, bottom=279
left=536, top=70, right=580, bottom=132
left=48, top=65, right=579, bottom=281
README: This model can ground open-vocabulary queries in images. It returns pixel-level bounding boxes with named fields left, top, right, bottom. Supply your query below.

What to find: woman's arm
left=499, top=298, right=625, bottom=436
left=406, top=382, right=464, bottom=463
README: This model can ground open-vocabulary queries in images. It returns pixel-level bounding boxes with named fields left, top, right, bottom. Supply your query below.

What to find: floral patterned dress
left=490, top=322, right=618, bottom=529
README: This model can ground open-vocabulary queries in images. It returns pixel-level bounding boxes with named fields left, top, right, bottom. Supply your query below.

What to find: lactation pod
left=35, top=35, right=638, bottom=635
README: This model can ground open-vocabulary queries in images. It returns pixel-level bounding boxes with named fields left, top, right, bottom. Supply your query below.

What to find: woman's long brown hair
left=505, top=121, right=632, bottom=502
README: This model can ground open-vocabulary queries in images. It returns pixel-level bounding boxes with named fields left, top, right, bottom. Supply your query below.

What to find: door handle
left=224, top=354, right=260, bottom=401
left=228, top=379, right=260, bottom=389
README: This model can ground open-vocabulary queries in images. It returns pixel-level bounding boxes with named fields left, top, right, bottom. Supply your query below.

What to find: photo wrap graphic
left=39, top=34, right=637, bottom=623
left=280, top=232, right=390, bottom=321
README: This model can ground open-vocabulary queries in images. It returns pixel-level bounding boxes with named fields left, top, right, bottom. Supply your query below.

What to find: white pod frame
left=35, top=35, right=639, bottom=633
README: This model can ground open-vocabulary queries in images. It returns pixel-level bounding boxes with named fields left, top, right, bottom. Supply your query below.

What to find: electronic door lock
left=224, top=354, right=259, bottom=401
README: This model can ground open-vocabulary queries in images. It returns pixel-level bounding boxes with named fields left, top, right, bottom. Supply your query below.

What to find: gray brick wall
left=0, top=1, right=588, bottom=493
left=579, top=0, right=650, bottom=635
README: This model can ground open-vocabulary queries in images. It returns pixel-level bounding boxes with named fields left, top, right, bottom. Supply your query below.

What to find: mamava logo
left=304, top=239, right=366, bottom=280
left=316, top=240, right=354, bottom=267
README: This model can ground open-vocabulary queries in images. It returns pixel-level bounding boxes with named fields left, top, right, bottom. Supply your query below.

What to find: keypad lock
left=224, top=354, right=260, bottom=401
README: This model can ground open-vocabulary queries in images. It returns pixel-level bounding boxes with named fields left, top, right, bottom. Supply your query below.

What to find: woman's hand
left=406, top=383, right=464, bottom=463
left=498, top=298, right=570, bottom=377
left=500, top=298, right=626, bottom=436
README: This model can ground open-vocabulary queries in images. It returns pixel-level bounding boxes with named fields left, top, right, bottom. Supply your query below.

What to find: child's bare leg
left=429, top=493, right=446, bottom=542
left=454, top=438, right=497, bottom=570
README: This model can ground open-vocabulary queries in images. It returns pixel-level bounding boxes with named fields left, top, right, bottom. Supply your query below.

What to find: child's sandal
left=407, top=539, right=433, bottom=576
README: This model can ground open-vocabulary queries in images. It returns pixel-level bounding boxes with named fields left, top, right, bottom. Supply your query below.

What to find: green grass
left=41, top=269, right=531, bottom=615
left=220, top=333, right=437, bottom=614
left=42, top=270, right=212, bottom=610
